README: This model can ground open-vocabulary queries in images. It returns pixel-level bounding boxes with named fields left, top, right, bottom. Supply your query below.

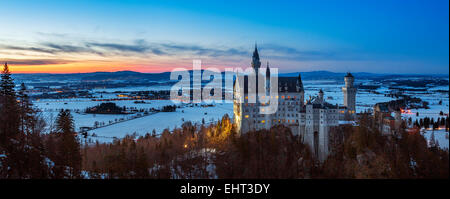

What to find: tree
left=429, top=131, right=436, bottom=148
left=0, top=63, right=15, bottom=97
left=19, top=83, right=49, bottom=178
left=0, top=63, right=20, bottom=147
left=0, top=63, right=23, bottom=178
left=54, top=109, right=81, bottom=179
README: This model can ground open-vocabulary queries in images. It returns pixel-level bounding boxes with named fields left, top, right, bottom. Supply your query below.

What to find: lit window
left=261, top=120, right=265, bottom=123
left=281, top=96, right=285, bottom=99
left=245, top=115, right=249, bottom=118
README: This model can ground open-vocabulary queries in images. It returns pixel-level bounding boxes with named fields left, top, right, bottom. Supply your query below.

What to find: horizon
left=9, top=68, right=448, bottom=76
left=1, top=0, right=449, bottom=75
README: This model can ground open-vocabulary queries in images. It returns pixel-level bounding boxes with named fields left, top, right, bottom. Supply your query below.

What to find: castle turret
left=251, top=43, right=261, bottom=69
left=297, top=73, right=304, bottom=104
left=266, top=62, right=270, bottom=95
left=251, top=43, right=261, bottom=96
left=342, top=72, right=356, bottom=113
left=318, top=89, right=324, bottom=103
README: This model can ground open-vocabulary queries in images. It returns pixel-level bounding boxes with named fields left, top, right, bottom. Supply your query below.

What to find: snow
left=422, top=129, right=449, bottom=149
left=32, top=79, right=448, bottom=144
left=88, top=103, right=233, bottom=143
left=34, top=99, right=179, bottom=132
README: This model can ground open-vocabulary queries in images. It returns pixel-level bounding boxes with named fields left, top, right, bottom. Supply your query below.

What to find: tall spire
left=266, top=61, right=270, bottom=76
left=251, top=43, right=261, bottom=69
left=297, top=73, right=304, bottom=92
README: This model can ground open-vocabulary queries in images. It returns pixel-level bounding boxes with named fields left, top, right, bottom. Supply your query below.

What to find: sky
left=0, top=0, right=448, bottom=74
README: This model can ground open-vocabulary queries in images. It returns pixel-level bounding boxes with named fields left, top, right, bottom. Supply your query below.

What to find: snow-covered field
left=304, top=80, right=397, bottom=113
left=88, top=103, right=232, bottom=142
left=32, top=79, right=449, bottom=145
left=422, top=129, right=449, bottom=149
left=34, top=97, right=233, bottom=143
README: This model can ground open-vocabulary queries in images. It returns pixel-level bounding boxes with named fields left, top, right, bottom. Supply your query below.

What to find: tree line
left=1, top=63, right=81, bottom=178
left=411, top=116, right=449, bottom=131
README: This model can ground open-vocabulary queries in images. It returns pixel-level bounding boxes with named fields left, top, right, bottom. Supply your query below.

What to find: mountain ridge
left=12, top=70, right=447, bottom=82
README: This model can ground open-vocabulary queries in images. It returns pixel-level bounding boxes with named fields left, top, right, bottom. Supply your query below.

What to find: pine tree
left=18, top=83, right=49, bottom=178
left=54, top=109, right=81, bottom=179
left=0, top=62, right=20, bottom=147
left=0, top=63, right=15, bottom=97
left=0, top=63, right=23, bottom=178
left=429, top=131, right=436, bottom=148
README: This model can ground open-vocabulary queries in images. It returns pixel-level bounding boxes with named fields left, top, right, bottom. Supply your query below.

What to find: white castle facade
left=233, top=45, right=357, bottom=161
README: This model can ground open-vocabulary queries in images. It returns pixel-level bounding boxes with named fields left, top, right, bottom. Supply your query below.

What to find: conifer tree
left=0, top=63, right=15, bottom=97
left=0, top=62, right=19, bottom=146
left=0, top=63, right=23, bottom=178
left=54, top=109, right=81, bottom=179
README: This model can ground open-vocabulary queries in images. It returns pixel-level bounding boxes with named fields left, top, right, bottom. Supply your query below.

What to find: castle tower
left=252, top=43, right=261, bottom=98
left=251, top=43, right=261, bottom=69
left=318, top=89, right=324, bottom=104
left=297, top=74, right=305, bottom=105
left=265, top=62, right=270, bottom=96
left=342, top=72, right=356, bottom=113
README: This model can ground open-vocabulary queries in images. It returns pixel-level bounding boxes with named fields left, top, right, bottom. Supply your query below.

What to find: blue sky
left=0, top=0, right=448, bottom=74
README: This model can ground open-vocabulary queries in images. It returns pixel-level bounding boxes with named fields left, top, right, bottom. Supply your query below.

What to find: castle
left=233, top=45, right=357, bottom=161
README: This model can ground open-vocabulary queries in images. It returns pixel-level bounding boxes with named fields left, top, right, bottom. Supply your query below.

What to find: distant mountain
left=13, top=71, right=171, bottom=82
left=279, top=70, right=445, bottom=80
left=12, top=70, right=446, bottom=83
